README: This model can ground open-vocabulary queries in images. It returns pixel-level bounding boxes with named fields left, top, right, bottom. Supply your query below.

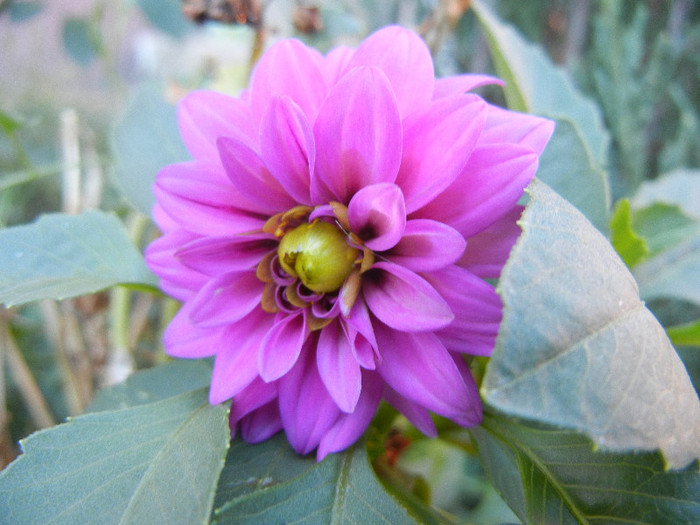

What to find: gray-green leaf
left=0, top=210, right=158, bottom=306
left=483, top=179, right=700, bottom=469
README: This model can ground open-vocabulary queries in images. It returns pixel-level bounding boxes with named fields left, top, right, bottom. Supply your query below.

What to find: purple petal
left=218, top=137, right=297, bottom=215
left=347, top=25, right=434, bottom=116
left=345, top=299, right=379, bottom=366
left=163, top=300, right=223, bottom=357
left=176, top=234, right=277, bottom=276
left=396, top=94, right=486, bottom=213
left=249, top=38, right=327, bottom=122
left=178, top=90, right=257, bottom=161
left=416, top=143, right=538, bottom=238
left=388, top=219, right=465, bottom=272
left=425, top=266, right=502, bottom=356
left=239, top=401, right=283, bottom=443
left=146, top=231, right=208, bottom=300
left=479, top=105, right=555, bottom=155
left=363, top=261, right=453, bottom=332
left=375, top=325, right=476, bottom=425
left=209, top=308, right=275, bottom=403
left=230, top=377, right=278, bottom=426
left=312, top=66, right=402, bottom=204
left=322, top=45, right=354, bottom=85
left=154, top=161, right=266, bottom=236
left=458, top=206, right=524, bottom=279
left=278, top=342, right=341, bottom=454
left=317, top=320, right=362, bottom=413
left=347, top=183, right=406, bottom=251
left=433, top=74, right=504, bottom=99
left=260, top=96, right=315, bottom=205
left=383, top=386, right=437, bottom=437
left=188, top=272, right=264, bottom=327
left=257, top=311, right=308, bottom=382
left=316, top=373, right=383, bottom=460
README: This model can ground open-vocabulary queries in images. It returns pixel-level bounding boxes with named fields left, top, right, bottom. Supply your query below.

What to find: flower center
left=277, top=220, right=360, bottom=293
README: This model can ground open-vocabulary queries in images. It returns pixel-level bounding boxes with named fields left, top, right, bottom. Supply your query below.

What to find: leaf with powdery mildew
left=482, top=179, right=700, bottom=469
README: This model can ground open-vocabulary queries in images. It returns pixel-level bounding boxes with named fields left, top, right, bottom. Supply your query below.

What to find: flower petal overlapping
left=146, top=26, right=554, bottom=460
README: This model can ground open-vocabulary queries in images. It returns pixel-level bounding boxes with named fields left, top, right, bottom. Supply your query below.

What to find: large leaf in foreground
left=482, top=180, right=700, bottom=469
left=472, top=0, right=610, bottom=232
left=0, top=382, right=229, bottom=525
left=212, top=433, right=446, bottom=525
left=472, top=412, right=700, bottom=524
left=0, top=210, right=158, bottom=306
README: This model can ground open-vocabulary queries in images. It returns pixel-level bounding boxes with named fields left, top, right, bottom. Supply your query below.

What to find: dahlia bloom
left=146, top=26, right=553, bottom=460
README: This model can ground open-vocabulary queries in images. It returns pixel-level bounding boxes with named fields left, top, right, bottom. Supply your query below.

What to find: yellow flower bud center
left=277, top=220, right=359, bottom=293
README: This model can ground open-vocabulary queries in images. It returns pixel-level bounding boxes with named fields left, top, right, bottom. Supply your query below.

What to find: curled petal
left=389, top=219, right=465, bottom=272
left=218, top=137, right=297, bottom=215
left=312, top=67, right=402, bottom=204
left=347, top=25, right=434, bottom=116
left=317, top=373, right=383, bottom=460
left=249, top=38, right=327, bottom=122
left=189, top=272, right=264, bottom=328
left=178, top=90, right=256, bottom=161
left=433, top=74, right=504, bottom=99
left=317, top=321, right=362, bottom=413
left=258, top=311, right=308, bottom=382
left=375, top=325, right=478, bottom=426
left=363, top=262, right=453, bottom=332
left=146, top=230, right=208, bottom=300
left=239, top=401, right=283, bottom=443
left=396, top=95, right=486, bottom=213
left=261, top=96, right=315, bottom=205
left=154, top=161, right=265, bottom=235
left=416, top=143, right=538, bottom=238
left=230, top=377, right=278, bottom=427
left=383, top=386, right=437, bottom=437
left=278, top=341, right=340, bottom=454
left=176, top=234, right=277, bottom=276
left=347, top=183, right=406, bottom=251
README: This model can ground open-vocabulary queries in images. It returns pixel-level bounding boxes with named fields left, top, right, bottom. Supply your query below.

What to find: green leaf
left=0, top=110, right=22, bottom=134
left=483, top=179, right=700, bottom=469
left=112, top=83, right=190, bottom=216
left=472, top=0, right=611, bottom=232
left=62, top=17, right=100, bottom=65
left=211, top=434, right=448, bottom=524
left=610, top=198, right=648, bottom=268
left=472, top=412, right=700, bottom=524
left=667, top=319, right=700, bottom=348
left=137, top=0, right=192, bottom=38
left=0, top=387, right=230, bottom=525
left=631, top=169, right=700, bottom=220
left=0, top=210, right=158, bottom=307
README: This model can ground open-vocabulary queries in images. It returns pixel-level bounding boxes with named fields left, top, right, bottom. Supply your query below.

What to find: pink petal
left=426, top=266, right=502, bottom=356
left=383, top=386, right=437, bottom=437
left=239, top=401, right=283, bottom=443
left=209, top=308, right=275, bottom=403
left=218, top=137, right=297, bottom=215
left=260, top=96, right=314, bottom=205
left=176, top=233, right=277, bottom=276
left=146, top=231, right=208, bottom=300
left=458, top=205, right=524, bottom=279
left=396, top=94, right=486, bottom=213
left=163, top=300, right=224, bottom=358
left=312, top=66, right=402, bottom=204
left=363, top=261, right=453, bottom=332
left=317, top=321, right=362, bottom=413
left=178, top=90, right=257, bottom=161
left=188, top=272, right=264, bottom=327
left=154, top=161, right=266, bottom=236
left=416, top=143, right=538, bottom=238
left=345, top=299, right=379, bottom=365
left=316, top=373, right=383, bottom=460
left=347, top=25, right=434, bottom=116
left=278, top=342, right=341, bottom=454
left=249, top=38, right=327, bottom=123
left=433, top=74, right=505, bottom=99
left=479, top=105, right=555, bottom=155
left=347, top=183, right=406, bottom=251
left=152, top=202, right=178, bottom=233
left=389, top=219, right=466, bottom=272
left=375, top=325, right=475, bottom=425
left=257, top=311, right=308, bottom=382
left=229, top=377, right=278, bottom=433
left=322, top=45, right=354, bottom=85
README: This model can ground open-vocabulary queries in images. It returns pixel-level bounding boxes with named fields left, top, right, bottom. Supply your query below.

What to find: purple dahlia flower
left=146, top=26, right=554, bottom=460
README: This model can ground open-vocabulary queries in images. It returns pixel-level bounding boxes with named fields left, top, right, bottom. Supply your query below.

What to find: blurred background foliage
left=1, top=0, right=699, bottom=522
